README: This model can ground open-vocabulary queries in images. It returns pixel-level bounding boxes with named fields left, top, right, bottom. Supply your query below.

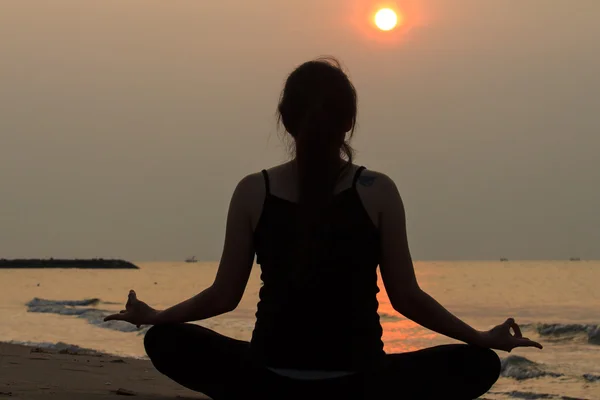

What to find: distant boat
left=569, top=257, right=581, bottom=261
left=185, top=256, right=198, bottom=263
left=500, top=258, right=509, bottom=262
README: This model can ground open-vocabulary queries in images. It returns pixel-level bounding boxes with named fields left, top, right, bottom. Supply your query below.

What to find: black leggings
left=144, top=324, right=501, bottom=400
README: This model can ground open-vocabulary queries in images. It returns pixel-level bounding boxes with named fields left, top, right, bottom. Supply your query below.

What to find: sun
left=374, top=8, right=398, bottom=31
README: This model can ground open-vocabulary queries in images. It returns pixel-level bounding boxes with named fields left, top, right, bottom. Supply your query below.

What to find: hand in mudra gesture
left=480, top=318, right=542, bottom=352
left=104, top=290, right=159, bottom=328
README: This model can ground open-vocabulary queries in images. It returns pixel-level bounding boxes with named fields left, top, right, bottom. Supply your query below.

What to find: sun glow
left=374, top=8, right=398, bottom=31
left=350, top=0, right=425, bottom=45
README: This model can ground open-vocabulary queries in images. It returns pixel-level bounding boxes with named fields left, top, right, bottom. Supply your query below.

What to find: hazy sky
left=1, top=1, right=599, bottom=261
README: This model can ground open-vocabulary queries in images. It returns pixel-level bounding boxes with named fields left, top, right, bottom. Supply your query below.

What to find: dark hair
left=277, top=57, right=357, bottom=278
left=277, top=57, right=357, bottom=213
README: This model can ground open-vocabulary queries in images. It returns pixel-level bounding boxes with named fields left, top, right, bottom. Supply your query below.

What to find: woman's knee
left=143, top=324, right=179, bottom=360
left=468, top=346, right=501, bottom=387
left=480, top=347, right=501, bottom=376
left=445, top=345, right=501, bottom=398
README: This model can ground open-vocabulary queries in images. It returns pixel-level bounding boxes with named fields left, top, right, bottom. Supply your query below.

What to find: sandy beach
left=0, top=343, right=497, bottom=400
left=2, top=262, right=599, bottom=399
left=0, top=343, right=206, bottom=400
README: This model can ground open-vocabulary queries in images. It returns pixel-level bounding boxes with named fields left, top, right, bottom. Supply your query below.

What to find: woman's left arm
left=151, top=175, right=258, bottom=325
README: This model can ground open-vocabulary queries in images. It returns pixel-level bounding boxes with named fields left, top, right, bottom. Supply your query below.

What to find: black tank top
left=250, top=166, right=385, bottom=371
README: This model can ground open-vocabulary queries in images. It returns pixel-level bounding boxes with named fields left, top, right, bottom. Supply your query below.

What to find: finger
left=495, top=318, right=510, bottom=335
left=125, top=290, right=137, bottom=309
left=511, top=321, right=523, bottom=338
left=515, top=338, right=543, bottom=350
left=503, top=318, right=515, bottom=327
left=501, top=318, right=523, bottom=338
left=104, top=313, right=127, bottom=322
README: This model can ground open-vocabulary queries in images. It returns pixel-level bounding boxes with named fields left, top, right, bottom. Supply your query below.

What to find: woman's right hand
left=104, top=290, right=159, bottom=328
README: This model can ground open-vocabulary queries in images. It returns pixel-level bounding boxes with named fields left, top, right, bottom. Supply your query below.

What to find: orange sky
left=0, top=0, right=599, bottom=260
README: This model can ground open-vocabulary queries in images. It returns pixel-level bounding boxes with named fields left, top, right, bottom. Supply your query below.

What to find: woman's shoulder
left=228, top=172, right=267, bottom=229
left=356, top=167, right=398, bottom=193
left=232, top=164, right=290, bottom=201
left=351, top=167, right=400, bottom=228
left=234, top=172, right=267, bottom=197
left=233, top=164, right=401, bottom=199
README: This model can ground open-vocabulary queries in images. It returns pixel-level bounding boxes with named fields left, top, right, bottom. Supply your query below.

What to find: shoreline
left=0, top=342, right=205, bottom=399
left=1, top=340, right=148, bottom=360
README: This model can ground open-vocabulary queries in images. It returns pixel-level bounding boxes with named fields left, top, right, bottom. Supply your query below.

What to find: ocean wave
left=26, top=298, right=101, bottom=307
left=588, top=327, right=600, bottom=345
left=491, top=391, right=589, bottom=400
left=379, top=312, right=402, bottom=322
left=500, top=355, right=563, bottom=380
left=534, top=323, right=599, bottom=345
left=536, top=323, right=595, bottom=336
left=495, top=391, right=554, bottom=399
left=25, top=297, right=144, bottom=334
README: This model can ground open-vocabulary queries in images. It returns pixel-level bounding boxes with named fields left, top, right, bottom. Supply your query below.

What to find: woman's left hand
left=478, top=318, right=543, bottom=352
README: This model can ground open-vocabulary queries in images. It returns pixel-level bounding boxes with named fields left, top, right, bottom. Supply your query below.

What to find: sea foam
left=26, top=297, right=144, bottom=333
left=500, top=355, right=562, bottom=380
left=583, top=374, right=600, bottom=383
left=491, top=391, right=589, bottom=400
left=535, top=323, right=599, bottom=345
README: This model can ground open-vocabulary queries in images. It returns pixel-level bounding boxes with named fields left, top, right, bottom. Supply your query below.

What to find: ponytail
left=277, top=57, right=357, bottom=274
left=295, top=110, right=350, bottom=214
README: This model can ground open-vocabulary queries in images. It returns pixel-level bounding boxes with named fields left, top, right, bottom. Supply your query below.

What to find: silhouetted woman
left=106, top=57, right=542, bottom=400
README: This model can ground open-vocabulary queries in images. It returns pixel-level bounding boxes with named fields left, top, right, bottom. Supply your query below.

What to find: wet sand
left=0, top=343, right=206, bottom=399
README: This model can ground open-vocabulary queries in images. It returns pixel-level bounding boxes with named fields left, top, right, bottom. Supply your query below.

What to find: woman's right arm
left=375, top=174, right=542, bottom=351
left=376, top=174, right=489, bottom=347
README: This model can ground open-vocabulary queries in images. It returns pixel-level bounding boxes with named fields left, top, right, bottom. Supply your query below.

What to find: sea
left=1, top=261, right=599, bottom=399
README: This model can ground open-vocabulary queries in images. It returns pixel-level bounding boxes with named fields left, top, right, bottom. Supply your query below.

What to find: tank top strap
left=352, top=166, right=366, bottom=189
left=261, top=169, right=271, bottom=195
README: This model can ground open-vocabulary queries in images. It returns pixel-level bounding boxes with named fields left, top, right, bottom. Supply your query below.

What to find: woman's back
left=105, top=57, right=518, bottom=400
left=251, top=163, right=384, bottom=371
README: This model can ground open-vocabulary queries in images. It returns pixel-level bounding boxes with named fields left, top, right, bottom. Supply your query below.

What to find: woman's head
left=277, top=57, right=357, bottom=161
left=276, top=57, right=357, bottom=208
